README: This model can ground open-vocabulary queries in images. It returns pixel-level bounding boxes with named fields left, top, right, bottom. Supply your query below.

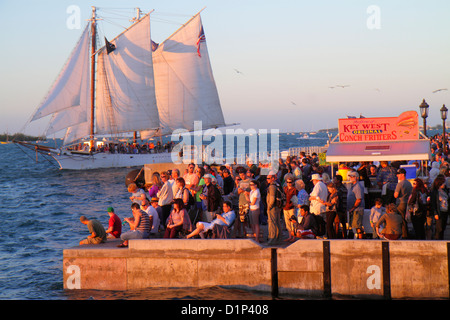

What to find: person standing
left=309, top=174, right=328, bottom=217
left=79, top=216, right=107, bottom=245
left=394, top=168, right=412, bottom=239
left=407, top=178, right=428, bottom=240
left=245, top=180, right=262, bottom=243
left=376, top=161, right=398, bottom=205
left=322, top=183, right=339, bottom=239
left=430, top=174, right=449, bottom=240
left=266, top=171, right=282, bottom=245
left=199, top=174, right=222, bottom=222
left=347, top=171, right=365, bottom=238
left=236, top=168, right=251, bottom=237
left=283, top=177, right=298, bottom=241
left=105, top=207, right=122, bottom=239
left=157, top=171, right=174, bottom=227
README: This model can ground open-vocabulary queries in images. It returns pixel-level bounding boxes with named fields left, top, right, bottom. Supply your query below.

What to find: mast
left=132, top=7, right=141, bottom=145
left=89, top=6, right=97, bottom=151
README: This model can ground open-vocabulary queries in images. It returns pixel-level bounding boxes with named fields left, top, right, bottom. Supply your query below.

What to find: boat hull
left=51, top=151, right=175, bottom=170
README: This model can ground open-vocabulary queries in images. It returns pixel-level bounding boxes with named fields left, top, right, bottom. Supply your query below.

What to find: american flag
left=196, top=25, right=205, bottom=57
left=151, top=40, right=159, bottom=52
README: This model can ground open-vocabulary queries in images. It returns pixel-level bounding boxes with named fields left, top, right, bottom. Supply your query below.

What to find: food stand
left=325, top=110, right=431, bottom=235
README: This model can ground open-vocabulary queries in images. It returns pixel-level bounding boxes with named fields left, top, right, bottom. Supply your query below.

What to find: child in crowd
left=369, top=198, right=385, bottom=239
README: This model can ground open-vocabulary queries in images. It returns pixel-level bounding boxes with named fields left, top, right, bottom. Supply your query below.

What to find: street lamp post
left=440, top=104, right=448, bottom=154
left=419, top=99, right=429, bottom=137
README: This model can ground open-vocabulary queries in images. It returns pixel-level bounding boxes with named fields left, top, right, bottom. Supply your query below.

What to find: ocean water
left=0, top=133, right=330, bottom=300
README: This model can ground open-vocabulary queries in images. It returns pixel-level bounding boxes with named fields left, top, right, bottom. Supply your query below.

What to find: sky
left=1, top=0, right=450, bottom=136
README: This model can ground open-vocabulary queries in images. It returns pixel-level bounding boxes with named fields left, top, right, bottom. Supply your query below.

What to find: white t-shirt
left=143, top=205, right=160, bottom=233
left=249, top=188, right=261, bottom=210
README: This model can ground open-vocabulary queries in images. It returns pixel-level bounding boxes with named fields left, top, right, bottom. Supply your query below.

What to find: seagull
left=433, top=88, right=448, bottom=93
left=291, top=101, right=297, bottom=106
left=336, top=85, right=350, bottom=88
left=233, top=69, right=244, bottom=75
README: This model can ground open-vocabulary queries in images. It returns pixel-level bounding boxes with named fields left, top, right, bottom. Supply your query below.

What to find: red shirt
left=109, top=213, right=122, bottom=238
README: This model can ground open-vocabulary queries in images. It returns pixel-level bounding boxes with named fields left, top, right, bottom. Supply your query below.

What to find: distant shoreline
left=0, top=133, right=46, bottom=142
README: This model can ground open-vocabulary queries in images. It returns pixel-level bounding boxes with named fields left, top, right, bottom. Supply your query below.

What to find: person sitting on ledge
left=186, top=201, right=236, bottom=239
left=79, top=216, right=107, bottom=245
left=294, top=205, right=318, bottom=239
left=375, top=203, right=404, bottom=240
left=118, top=203, right=151, bottom=247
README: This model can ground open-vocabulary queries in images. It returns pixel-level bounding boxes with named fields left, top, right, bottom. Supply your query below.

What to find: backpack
left=313, top=214, right=326, bottom=237
left=275, top=184, right=286, bottom=208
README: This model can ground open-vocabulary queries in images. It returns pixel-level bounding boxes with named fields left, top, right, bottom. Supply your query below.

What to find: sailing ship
left=17, top=7, right=226, bottom=170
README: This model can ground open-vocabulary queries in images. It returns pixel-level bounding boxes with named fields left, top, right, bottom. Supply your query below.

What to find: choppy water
left=0, top=133, right=330, bottom=300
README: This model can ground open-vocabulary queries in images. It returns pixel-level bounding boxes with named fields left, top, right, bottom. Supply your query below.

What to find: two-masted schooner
left=17, top=7, right=226, bottom=170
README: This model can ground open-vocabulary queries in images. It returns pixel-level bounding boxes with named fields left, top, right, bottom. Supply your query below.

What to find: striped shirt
left=136, top=210, right=151, bottom=233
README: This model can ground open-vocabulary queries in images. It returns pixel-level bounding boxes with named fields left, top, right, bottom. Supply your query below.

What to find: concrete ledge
left=63, top=239, right=450, bottom=299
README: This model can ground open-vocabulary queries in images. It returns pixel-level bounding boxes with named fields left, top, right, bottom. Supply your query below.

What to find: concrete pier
left=63, top=238, right=450, bottom=299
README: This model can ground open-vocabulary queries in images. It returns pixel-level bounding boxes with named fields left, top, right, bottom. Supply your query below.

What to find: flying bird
left=433, top=88, right=448, bottom=93
left=291, top=101, right=297, bottom=106
left=233, top=69, right=244, bottom=75
left=336, top=85, right=350, bottom=88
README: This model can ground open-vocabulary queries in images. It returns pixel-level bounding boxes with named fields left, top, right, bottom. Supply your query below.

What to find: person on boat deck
left=79, top=216, right=107, bottom=245
left=186, top=201, right=236, bottom=239
left=128, top=183, right=146, bottom=204
left=105, top=207, right=122, bottom=239
left=118, top=203, right=151, bottom=247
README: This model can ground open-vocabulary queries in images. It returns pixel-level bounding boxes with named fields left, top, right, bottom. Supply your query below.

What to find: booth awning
left=326, top=139, right=431, bottom=162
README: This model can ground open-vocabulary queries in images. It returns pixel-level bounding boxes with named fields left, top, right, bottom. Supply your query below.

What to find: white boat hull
left=51, top=151, right=175, bottom=170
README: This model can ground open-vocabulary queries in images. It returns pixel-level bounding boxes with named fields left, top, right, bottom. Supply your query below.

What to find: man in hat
left=347, top=171, right=365, bottom=238
left=150, top=197, right=163, bottom=231
left=79, top=216, right=107, bottom=245
left=143, top=198, right=160, bottom=236
left=394, top=168, right=412, bottom=238
left=105, top=207, right=122, bottom=239
left=309, top=173, right=328, bottom=216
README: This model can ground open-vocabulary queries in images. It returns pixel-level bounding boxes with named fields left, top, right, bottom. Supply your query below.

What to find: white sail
left=63, top=121, right=90, bottom=145
left=95, top=13, right=160, bottom=136
left=31, top=24, right=90, bottom=121
left=45, top=105, right=87, bottom=136
left=141, top=14, right=225, bottom=139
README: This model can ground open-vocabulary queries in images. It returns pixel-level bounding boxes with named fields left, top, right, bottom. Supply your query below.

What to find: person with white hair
left=308, top=174, right=328, bottom=216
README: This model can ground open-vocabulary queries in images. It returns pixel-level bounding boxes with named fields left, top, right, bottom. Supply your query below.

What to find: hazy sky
left=1, top=0, right=449, bottom=136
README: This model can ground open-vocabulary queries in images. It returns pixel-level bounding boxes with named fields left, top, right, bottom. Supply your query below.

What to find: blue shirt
left=376, top=166, right=398, bottom=191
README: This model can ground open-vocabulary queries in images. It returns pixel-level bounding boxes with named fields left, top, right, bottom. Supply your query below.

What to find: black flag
left=104, top=37, right=116, bottom=54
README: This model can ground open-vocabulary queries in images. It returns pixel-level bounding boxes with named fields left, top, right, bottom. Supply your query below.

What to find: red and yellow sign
left=338, top=111, right=419, bottom=142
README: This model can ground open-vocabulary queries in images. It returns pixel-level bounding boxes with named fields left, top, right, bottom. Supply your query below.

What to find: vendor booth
left=325, top=110, right=431, bottom=236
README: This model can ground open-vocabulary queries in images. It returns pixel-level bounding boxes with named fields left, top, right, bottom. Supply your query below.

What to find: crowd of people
left=79, top=136, right=450, bottom=246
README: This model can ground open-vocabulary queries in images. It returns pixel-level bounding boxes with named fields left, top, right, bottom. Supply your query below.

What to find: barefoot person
left=186, top=201, right=236, bottom=239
